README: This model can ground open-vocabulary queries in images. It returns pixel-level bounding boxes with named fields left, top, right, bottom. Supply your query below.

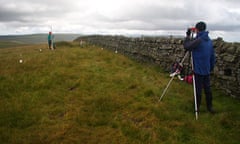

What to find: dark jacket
left=184, top=31, right=215, bottom=75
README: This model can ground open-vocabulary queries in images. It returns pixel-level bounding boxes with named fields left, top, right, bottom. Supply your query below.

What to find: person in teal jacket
left=48, top=31, right=52, bottom=49
left=184, top=21, right=216, bottom=114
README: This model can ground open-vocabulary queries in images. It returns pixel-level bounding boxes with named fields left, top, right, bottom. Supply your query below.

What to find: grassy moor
left=0, top=42, right=239, bottom=144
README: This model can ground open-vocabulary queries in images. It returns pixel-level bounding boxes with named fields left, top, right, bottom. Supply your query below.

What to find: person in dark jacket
left=184, top=21, right=216, bottom=114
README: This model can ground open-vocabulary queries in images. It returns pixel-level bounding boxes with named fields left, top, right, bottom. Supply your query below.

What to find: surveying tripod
left=159, top=29, right=199, bottom=120
left=159, top=50, right=189, bottom=101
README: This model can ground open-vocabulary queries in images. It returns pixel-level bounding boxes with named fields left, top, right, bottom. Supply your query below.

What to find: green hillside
left=0, top=42, right=239, bottom=144
left=0, top=34, right=81, bottom=46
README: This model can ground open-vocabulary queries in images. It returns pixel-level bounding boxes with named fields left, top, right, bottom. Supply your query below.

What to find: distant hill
left=0, top=34, right=82, bottom=44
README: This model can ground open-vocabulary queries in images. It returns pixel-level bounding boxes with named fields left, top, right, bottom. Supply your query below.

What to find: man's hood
left=197, top=31, right=210, bottom=41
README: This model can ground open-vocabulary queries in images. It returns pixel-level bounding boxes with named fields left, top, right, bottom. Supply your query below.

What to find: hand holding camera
left=186, top=28, right=191, bottom=36
left=186, top=27, right=197, bottom=37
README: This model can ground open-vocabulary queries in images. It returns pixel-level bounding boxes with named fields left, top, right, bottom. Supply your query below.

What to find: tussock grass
left=0, top=42, right=239, bottom=144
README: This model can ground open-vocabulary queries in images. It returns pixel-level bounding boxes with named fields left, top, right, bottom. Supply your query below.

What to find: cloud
left=0, top=0, right=240, bottom=41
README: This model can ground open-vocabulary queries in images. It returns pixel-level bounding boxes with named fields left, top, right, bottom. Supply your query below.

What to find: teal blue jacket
left=48, top=34, right=52, bottom=41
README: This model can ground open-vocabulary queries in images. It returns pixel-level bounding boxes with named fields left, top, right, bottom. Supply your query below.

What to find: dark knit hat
left=195, top=21, right=206, bottom=31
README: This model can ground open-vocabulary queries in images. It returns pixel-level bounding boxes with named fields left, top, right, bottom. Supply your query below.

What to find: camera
left=186, top=27, right=197, bottom=37
left=189, top=27, right=197, bottom=32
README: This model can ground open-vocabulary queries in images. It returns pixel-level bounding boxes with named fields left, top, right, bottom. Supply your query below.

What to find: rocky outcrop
left=74, top=35, right=240, bottom=98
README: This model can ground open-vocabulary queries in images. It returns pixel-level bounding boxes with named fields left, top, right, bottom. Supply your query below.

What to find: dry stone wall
left=75, top=35, right=240, bottom=98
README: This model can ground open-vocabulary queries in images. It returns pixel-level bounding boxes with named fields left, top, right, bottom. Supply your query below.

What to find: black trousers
left=48, top=40, right=52, bottom=49
left=194, top=74, right=213, bottom=111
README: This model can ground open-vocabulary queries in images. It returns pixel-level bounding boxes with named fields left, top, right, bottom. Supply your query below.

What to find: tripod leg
left=180, top=51, right=189, bottom=64
left=192, top=74, right=198, bottom=120
left=159, top=76, right=175, bottom=101
left=191, top=52, right=198, bottom=120
left=159, top=51, right=189, bottom=102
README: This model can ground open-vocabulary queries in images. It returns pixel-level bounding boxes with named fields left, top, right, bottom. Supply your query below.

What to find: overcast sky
left=0, top=0, right=240, bottom=42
